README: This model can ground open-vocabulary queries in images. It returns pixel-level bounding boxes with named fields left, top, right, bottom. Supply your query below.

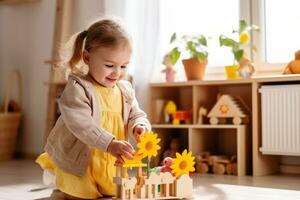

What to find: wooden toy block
left=226, top=163, right=238, bottom=175
left=226, top=156, right=238, bottom=175
left=161, top=172, right=176, bottom=197
left=212, top=159, right=230, bottom=175
left=194, top=153, right=239, bottom=176
left=175, top=174, right=193, bottom=198
left=172, top=110, right=192, bottom=125
left=195, top=152, right=210, bottom=174
left=114, top=171, right=193, bottom=199
left=208, top=155, right=228, bottom=166
left=197, top=162, right=209, bottom=174
left=164, top=101, right=192, bottom=125
left=208, top=94, right=250, bottom=125
left=210, top=155, right=238, bottom=175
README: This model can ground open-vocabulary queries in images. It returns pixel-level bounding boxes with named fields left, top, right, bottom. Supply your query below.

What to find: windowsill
left=152, top=63, right=288, bottom=83
left=204, top=63, right=286, bottom=80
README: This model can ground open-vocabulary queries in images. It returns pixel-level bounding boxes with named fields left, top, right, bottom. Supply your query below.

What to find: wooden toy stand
left=113, top=163, right=193, bottom=200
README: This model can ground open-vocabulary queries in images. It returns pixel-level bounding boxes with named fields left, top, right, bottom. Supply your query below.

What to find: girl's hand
left=107, top=139, right=134, bottom=163
left=133, top=124, right=146, bottom=142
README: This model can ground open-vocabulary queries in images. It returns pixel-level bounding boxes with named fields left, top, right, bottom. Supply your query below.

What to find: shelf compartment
left=190, top=126, right=249, bottom=176
left=150, top=86, right=193, bottom=124
left=193, top=84, right=252, bottom=125
left=151, top=127, right=189, bottom=167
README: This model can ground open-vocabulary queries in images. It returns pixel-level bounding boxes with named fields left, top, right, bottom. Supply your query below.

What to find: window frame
left=251, top=0, right=286, bottom=72
left=205, top=0, right=252, bottom=75
left=206, top=0, right=287, bottom=75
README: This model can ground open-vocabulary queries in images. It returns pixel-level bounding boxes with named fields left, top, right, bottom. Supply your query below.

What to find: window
left=121, top=0, right=299, bottom=77
left=264, top=0, right=300, bottom=63
left=159, top=0, right=240, bottom=69
left=252, top=0, right=300, bottom=69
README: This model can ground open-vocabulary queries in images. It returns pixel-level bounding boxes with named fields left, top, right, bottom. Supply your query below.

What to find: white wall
left=0, top=0, right=108, bottom=155
left=72, top=0, right=106, bottom=32
left=0, top=0, right=55, bottom=155
left=0, top=0, right=149, bottom=156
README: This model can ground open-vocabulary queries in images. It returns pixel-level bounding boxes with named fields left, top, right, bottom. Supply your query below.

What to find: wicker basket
left=0, top=70, right=22, bottom=161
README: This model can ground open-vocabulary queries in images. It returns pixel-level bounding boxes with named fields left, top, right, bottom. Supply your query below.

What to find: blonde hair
left=58, top=18, right=131, bottom=76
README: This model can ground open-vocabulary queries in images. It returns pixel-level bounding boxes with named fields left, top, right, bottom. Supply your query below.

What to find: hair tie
left=81, top=30, right=88, bottom=38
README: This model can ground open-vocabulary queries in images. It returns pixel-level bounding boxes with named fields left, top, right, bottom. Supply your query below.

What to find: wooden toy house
left=208, top=94, right=250, bottom=125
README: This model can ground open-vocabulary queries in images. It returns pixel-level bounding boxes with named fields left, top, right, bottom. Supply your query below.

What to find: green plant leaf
left=219, top=35, right=238, bottom=48
left=187, top=41, right=197, bottom=56
left=196, top=52, right=208, bottom=62
left=197, top=35, right=207, bottom=46
left=234, top=49, right=244, bottom=62
left=239, top=19, right=247, bottom=33
left=170, top=33, right=176, bottom=43
left=169, top=47, right=181, bottom=65
left=167, top=33, right=209, bottom=63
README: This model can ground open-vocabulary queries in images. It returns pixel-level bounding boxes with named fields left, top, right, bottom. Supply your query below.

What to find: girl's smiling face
left=83, top=45, right=132, bottom=88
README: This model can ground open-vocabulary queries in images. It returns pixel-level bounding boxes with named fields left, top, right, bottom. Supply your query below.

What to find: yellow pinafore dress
left=36, top=82, right=125, bottom=199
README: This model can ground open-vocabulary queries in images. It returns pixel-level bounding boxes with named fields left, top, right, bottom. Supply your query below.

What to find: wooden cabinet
left=149, top=75, right=300, bottom=176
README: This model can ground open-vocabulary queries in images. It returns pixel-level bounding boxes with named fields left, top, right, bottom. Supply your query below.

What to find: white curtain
left=104, top=0, right=162, bottom=113
left=64, top=0, right=162, bottom=113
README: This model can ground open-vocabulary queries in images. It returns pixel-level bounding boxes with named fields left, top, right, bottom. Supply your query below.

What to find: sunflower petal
left=182, top=149, right=187, bottom=156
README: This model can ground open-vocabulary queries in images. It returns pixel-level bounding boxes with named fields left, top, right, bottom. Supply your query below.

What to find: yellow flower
left=171, top=149, right=195, bottom=177
left=137, top=132, right=161, bottom=159
left=239, top=32, right=249, bottom=44
left=121, top=152, right=147, bottom=168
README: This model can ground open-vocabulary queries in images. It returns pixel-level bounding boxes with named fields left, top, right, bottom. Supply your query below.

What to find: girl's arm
left=127, top=85, right=151, bottom=137
left=58, top=79, right=114, bottom=151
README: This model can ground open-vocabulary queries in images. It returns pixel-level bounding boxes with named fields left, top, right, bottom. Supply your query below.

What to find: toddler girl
left=36, top=18, right=151, bottom=199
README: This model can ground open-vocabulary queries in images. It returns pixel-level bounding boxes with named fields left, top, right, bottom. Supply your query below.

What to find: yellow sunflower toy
left=171, top=149, right=195, bottom=178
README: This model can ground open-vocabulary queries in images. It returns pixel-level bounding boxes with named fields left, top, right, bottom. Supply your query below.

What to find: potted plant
left=167, top=33, right=209, bottom=80
left=219, top=19, right=259, bottom=78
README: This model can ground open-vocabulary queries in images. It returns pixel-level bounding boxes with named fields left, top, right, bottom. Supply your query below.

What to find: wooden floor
left=0, top=159, right=300, bottom=200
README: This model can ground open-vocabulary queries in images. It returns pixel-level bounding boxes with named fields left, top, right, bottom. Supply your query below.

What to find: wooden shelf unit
left=149, top=75, right=300, bottom=176
left=152, top=124, right=248, bottom=176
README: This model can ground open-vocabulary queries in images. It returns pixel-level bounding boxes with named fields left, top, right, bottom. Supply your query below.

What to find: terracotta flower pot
left=182, top=58, right=207, bottom=80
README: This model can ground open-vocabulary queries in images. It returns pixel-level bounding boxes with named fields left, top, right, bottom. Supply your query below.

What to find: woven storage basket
left=0, top=70, right=22, bottom=161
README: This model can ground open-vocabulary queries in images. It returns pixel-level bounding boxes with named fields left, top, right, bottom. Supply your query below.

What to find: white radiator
left=260, top=84, right=300, bottom=156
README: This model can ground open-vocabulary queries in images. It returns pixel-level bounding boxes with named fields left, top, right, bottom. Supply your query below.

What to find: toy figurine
left=164, top=101, right=177, bottom=123
left=160, top=157, right=173, bottom=173
left=238, top=54, right=255, bottom=78
left=164, top=100, right=192, bottom=125
left=283, top=50, right=300, bottom=74
left=162, top=54, right=176, bottom=82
